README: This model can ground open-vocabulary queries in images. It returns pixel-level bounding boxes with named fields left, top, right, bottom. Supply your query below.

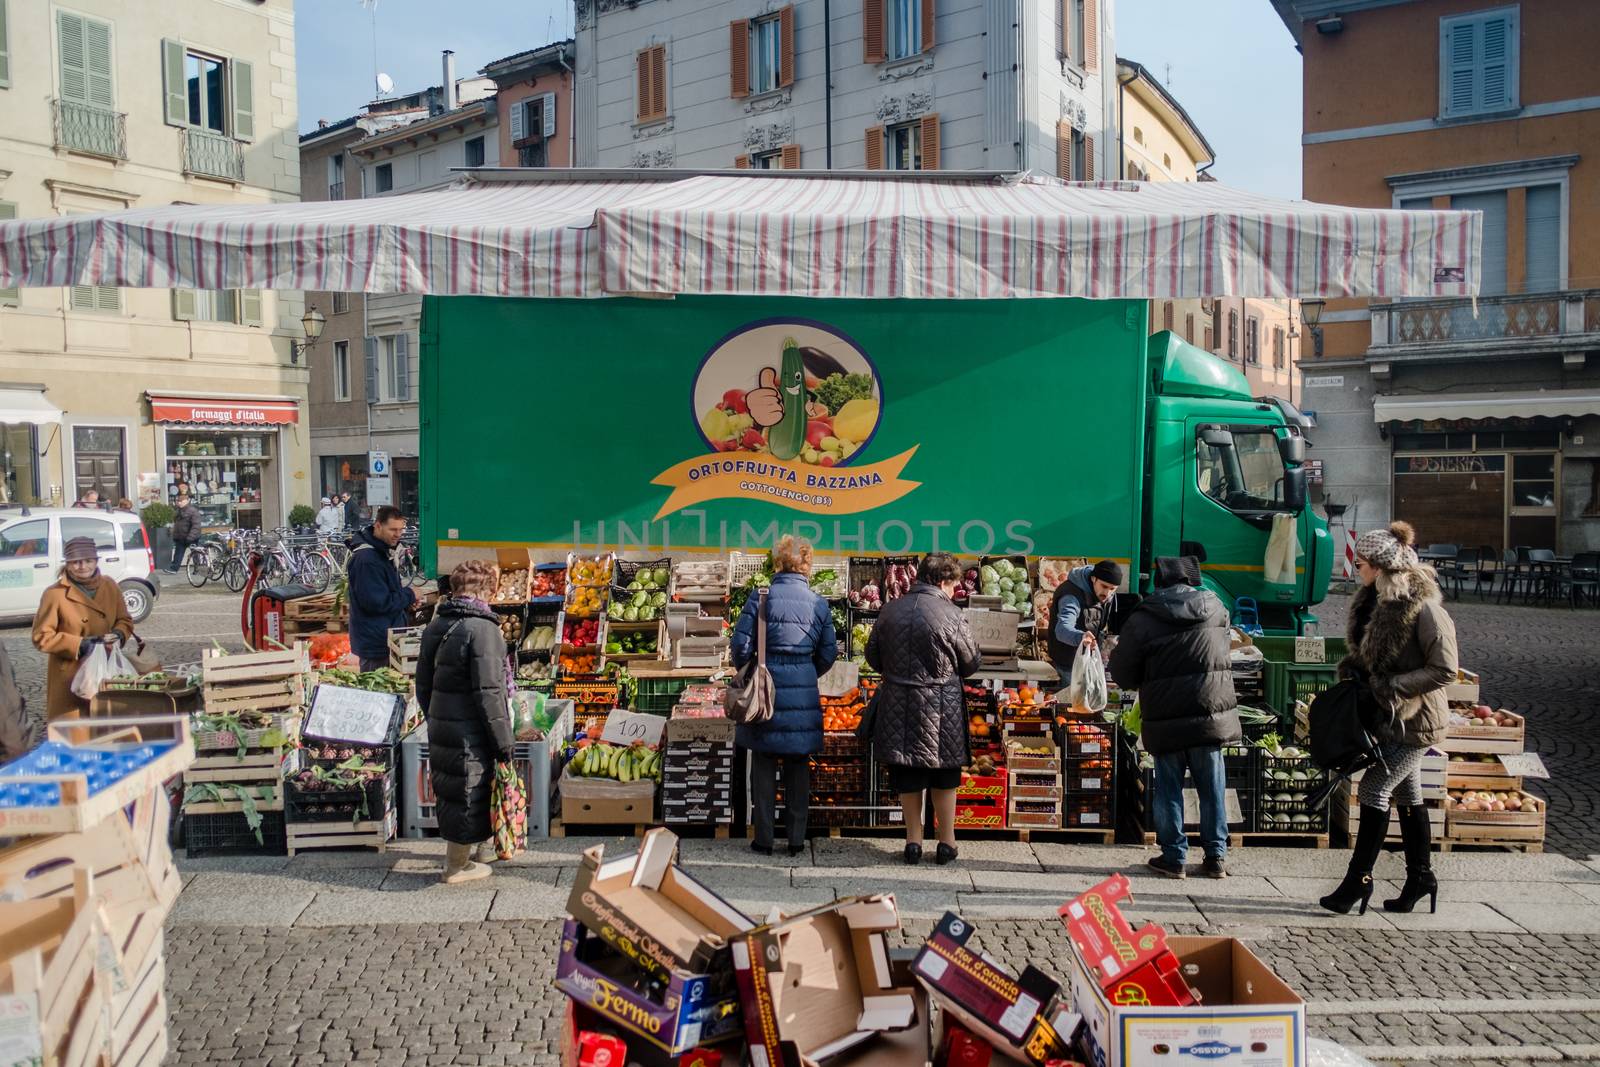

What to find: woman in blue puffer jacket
left=730, top=535, right=838, bottom=856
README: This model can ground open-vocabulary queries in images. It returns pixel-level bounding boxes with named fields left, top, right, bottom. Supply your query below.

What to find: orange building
left=481, top=42, right=575, bottom=169
left=1274, top=0, right=1600, bottom=556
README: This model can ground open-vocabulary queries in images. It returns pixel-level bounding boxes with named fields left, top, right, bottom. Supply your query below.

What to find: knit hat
left=1356, top=521, right=1419, bottom=572
left=1090, top=560, right=1125, bottom=588
left=63, top=536, right=97, bottom=563
left=1153, top=555, right=1202, bottom=589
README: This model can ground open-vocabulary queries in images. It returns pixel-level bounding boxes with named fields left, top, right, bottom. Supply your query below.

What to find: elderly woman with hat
left=32, top=536, right=135, bottom=722
left=1320, top=520, right=1458, bottom=917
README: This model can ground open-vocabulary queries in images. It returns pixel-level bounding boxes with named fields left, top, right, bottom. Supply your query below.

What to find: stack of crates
left=1256, top=750, right=1330, bottom=835
left=634, top=675, right=707, bottom=714
left=1250, top=636, right=1348, bottom=721
left=1137, top=741, right=1256, bottom=837
left=662, top=717, right=735, bottom=827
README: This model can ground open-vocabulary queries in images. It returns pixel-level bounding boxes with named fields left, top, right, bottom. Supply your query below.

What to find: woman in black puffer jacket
left=866, top=552, right=982, bottom=866
left=416, top=558, right=514, bottom=885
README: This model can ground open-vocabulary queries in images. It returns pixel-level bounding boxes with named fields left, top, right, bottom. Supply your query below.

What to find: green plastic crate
left=1250, top=636, right=1348, bottom=716
left=634, top=676, right=707, bottom=714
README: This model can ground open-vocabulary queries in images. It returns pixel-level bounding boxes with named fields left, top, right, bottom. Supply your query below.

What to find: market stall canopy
left=0, top=387, right=63, bottom=425
left=1373, top=389, right=1600, bottom=423
left=0, top=171, right=1480, bottom=302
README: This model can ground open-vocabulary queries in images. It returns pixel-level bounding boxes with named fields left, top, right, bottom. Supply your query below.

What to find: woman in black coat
left=866, top=553, right=982, bottom=866
left=416, top=558, right=514, bottom=884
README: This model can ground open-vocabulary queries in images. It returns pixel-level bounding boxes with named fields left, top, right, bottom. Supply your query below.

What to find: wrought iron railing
left=52, top=99, right=127, bottom=160
left=328, top=180, right=345, bottom=201
left=182, top=128, right=245, bottom=181
left=1375, top=291, right=1599, bottom=347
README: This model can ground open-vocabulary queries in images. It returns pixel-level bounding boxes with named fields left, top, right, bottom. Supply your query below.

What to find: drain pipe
left=559, top=43, right=576, bottom=167
left=1115, top=64, right=1138, bottom=180
left=824, top=0, right=834, bottom=167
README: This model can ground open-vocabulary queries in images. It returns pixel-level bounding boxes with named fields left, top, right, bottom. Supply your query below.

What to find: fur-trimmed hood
left=1346, top=564, right=1442, bottom=677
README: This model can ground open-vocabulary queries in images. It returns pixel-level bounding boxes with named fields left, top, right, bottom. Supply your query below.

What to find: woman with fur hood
left=1320, top=521, right=1458, bottom=916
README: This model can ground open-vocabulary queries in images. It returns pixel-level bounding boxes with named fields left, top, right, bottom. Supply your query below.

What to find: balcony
left=52, top=99, right=127, bottom=160
left=328, top=181, right=345, bottom=201
left=1368, top=290, right=1600, bottom=369
left=182, top=128, right=245, bottom=182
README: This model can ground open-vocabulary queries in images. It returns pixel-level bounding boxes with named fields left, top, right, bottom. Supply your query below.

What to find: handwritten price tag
left=1294, top=637, right=1327, bottom=664
left=1497, top=752, right=1550, bottom=779
left=600, top=709, right=666, bottom=747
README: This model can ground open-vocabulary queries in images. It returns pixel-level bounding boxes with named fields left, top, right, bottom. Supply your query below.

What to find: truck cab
left=1143, top=331, right=1330, bottom=634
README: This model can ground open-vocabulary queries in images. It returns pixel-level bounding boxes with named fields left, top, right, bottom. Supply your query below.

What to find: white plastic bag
left=1068, top=646, right=1108, bottom=713
left=71, top=641, right=135, bottom=700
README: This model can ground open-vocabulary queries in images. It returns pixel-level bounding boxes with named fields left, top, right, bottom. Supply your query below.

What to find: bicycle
left=394, top=535, right=427, bottom=587
left=183, top=533, right=230, bottom=588
left=221, top=529, right=264, bottom=593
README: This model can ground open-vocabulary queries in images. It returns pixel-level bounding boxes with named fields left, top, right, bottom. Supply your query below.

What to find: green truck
left=419, top=293, right=1330, bottom=633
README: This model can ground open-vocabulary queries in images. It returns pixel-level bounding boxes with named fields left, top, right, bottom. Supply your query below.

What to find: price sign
left=600, top=708, right=666, bottom=747
left=1497, top=752, right=1551, bottom=779
left=819, top=659, right=860, bottom=698
left=305, top=685, right=403, bottom=746
left=967, top=609, right=1019, bottom=654
left=1294, top=637, right=1326, bottom=664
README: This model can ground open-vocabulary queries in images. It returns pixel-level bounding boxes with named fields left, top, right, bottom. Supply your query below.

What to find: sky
left=295, top=0, right=1304, bottom=199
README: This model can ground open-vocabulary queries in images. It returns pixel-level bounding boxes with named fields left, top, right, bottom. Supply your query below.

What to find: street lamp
left=292, top=305, right=326, bottom=364
left=1299, top=298, right=1325, bottom=360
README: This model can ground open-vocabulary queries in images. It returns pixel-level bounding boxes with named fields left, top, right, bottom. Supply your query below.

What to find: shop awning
left=148, top=394, right=300, bottom=425
left=1373, top=390, right=1600, bottom=423
left=0, top=171, right=1480, bottom=302
left=0, top=388, right=63, bottom=425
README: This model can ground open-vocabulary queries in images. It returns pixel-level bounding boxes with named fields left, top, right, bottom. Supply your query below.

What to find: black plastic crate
left=183, top=811, right=287, bottom=857
left=286, top=773, right=394, bottom=823
left=300, top=741, right=396, bottom=772
left=1258, top=752, right=1327, bottom=792
left=1222, top=744, right=1258, bottom=790
left=1139, top=766, right=1254, bottom=834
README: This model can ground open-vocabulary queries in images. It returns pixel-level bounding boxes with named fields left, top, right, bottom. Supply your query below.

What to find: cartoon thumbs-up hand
left=746, top=366, right=785, bottom=428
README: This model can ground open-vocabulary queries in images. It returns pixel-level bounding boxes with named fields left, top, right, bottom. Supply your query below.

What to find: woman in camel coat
left=32, top=537, right=135, bottom=720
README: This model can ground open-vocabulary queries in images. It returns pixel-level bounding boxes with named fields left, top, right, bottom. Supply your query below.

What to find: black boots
left=1320, top=804, right=1386, bottom=915
left=1384, top=804, right=1439, bottom=914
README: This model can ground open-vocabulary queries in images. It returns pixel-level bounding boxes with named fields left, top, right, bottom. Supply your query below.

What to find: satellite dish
left=376, top=72, right=394, bottom=95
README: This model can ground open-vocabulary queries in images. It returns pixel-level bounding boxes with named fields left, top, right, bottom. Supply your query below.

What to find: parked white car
left=0, top=507, right=161, bottom=623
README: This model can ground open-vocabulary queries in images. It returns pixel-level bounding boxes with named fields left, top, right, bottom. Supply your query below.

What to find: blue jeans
left=1152, top=746, right=1228, bottom=865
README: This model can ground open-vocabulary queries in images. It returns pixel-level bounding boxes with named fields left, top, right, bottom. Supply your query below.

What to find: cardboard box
left=733, top=895, right=917, bottom=1066
left=1067, top=937, right=1305, bottom=1067
left=666, top=718, right=736, bottom=745
left=568, top=829, right=756, bottom=986
left=560, top=769, right=657, bottom=825
left=554, top=919, right=743, bottom=1055
left=1059, top=876, right=1195, bottom=1010
left=913, top=912, right=1070, bottom=1064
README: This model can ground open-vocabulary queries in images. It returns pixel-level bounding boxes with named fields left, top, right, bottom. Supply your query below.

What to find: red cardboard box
left=1057, top=875, right=1195, bottom=1009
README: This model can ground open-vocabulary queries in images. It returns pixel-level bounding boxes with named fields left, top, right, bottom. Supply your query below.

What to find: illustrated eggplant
left=799, top=346, right=850, bottom=382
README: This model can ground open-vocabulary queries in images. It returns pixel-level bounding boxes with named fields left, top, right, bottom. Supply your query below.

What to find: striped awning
left=0, top=171, right=1481, bottom=301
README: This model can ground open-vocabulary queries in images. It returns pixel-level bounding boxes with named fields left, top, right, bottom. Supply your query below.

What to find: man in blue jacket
left=348, top=505, right=417, bottom=671
left=1046, top=560, right=1122, bottom=687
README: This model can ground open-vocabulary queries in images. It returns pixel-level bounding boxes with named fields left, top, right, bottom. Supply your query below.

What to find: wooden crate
left=201, top=645, right=310, bottom=714
left=185, top=749, right=285, bottom=785
left=388, top=626, right=422, bottom=677
left=1, top=868, right=110, bottom=1067
left=192, top=711, right=301, bottom=754
left=670, top=558, right=731, bottom=603
left=1441, top=711, right=1524, bottom=754
left=0, top=722, right=195, bottom=837
left=110, top=930, right=166, bottom=1066
left=286, top=811, right=396, bottom=855
left=1446, top=790, right=1546, bottom=848
left=181, top=782, right=284, bottom=815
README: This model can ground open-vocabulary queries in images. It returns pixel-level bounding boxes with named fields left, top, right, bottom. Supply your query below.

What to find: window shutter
left=780, top=143, right=801, bottom=169
left=1055, top=121, right=1071, bottom=179
left=730, top=19, right=750, bottom=98
left=364, top=337, right=378, bottom=404
left=1083, top=0, right=1098, bottom=72
left=171, top=288, right=198, bottom=321
left=542, top=91, right=557, bottom=136
left=864, top=0, right=885, bottom=64
left=509, top=97, right=526, bottom=140
left=650, top=45, right=666, bottom=120
left=229, top=59, right=254, bottom=141
left=1163, top=303, right=1174, bottom=331
left=58, top=12, right=88, bottom=103
left=0, top=203, right=16, bottom=306
left=84, top=17, right=112, bottom=107
left=94, top=286, right=119, bottom=312
left=919, top=113, right=940, bottom=171
left=865, top=125, right=884, bottom=170
left=921, top=0, right=935, bottom=52
left=1479, top=12, right=1513, bottom=111
left=636, top=50, right=651, bottom=121
left=1442, top=20, right=1477, bottom=117
left=1452, top=189, right=1507, bottom=296
left=0, top=0, right=12, bottom=90
left=1084, top=133, right=1095, bottom=180
left=70, top=286, right=94, bottom=310
left=395, top=333, right=411, bottom=401
left=1186, top=313, right=1195, bottom=344
left=1059, top=0, right=1070, bottom=58
left=1524, top=184, right=1560, bottom=294
left=237, top=289, right=262, bottom=326
left=779, top=7, right=795, bottom=88
left=735, top=154, right=751, bottom=169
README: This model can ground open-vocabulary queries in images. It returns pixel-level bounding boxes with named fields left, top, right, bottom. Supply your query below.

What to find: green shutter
left=1, top=0, right=12, bottom=90
left=230, top=59, right=254, bottom=141
left=162, top=39, right=186, bottom=126
left=237, top=288, right=262, bottom=326
left=171, top=288, right=198, bottom=321
left=0, top=202, right=16, bottom=306
left=84, top=17, right=112, bottom=107
left=394, top=332, right=411, bottom=400
left=93, top=285, right=119, bottom=312
left=58, top=11, right=87, bottom=103
left=1479, top=13, right=1514, bottom=111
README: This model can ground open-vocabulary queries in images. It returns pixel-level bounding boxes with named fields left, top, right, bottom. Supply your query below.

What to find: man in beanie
left=1110, top=556, right=1240, bottom=879
left=1046, top=559, right=1123, bottom=686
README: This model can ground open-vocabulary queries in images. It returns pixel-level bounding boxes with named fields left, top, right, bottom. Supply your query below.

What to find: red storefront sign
left=148, top=395, right=299, bottom=425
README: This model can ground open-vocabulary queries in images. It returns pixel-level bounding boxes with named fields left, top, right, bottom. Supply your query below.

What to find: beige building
left=0, top=0, right=309, bottom=530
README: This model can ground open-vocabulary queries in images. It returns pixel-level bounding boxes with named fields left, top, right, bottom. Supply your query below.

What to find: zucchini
left=770, top=337, right=808, bottom=460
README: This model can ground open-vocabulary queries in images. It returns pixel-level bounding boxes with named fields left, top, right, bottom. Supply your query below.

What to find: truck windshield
left=1197, top=429, right=1287, bottom=512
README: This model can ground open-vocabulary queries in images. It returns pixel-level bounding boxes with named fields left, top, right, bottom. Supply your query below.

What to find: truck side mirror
left=1199, top=427, right=1233, bottom=449
left=1284, top=467, right=1308, bottom=512
left=1277, top=434, right=1306, bottom=464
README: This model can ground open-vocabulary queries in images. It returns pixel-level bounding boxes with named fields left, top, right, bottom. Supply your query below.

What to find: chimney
left=442, top=50, right=456, bottom=111
left=318, top=118, right=329, bottom=129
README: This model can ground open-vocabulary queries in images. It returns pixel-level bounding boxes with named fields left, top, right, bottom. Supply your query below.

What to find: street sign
left=366, top=477, right=393, bottom=506
left=368, top=451, right=390, bottom=477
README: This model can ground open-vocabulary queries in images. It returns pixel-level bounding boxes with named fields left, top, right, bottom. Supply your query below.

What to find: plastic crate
left=1250, top=636, right=1348, bottom=716
left=286, top=773, right=393, bottom=823
left=184, top=810, right=287, bottom=856
left=635, top=676, right=707, bottom=714
left=399, top=708, right=566, bottom=841
left=1139, top=766, right=1254, bottom=834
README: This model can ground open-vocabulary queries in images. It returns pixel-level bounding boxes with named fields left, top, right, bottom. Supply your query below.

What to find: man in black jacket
left=1109, top=556, right=1240, bottom=880
left=168, top=493, right=203, bottom=573
left=348, top=505, right=417, bottom=671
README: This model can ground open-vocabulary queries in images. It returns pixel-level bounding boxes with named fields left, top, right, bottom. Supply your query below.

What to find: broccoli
left=813, top=372, right=874, bottom=415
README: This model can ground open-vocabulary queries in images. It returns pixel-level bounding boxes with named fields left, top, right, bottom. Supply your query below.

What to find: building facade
left=574, top=0, right=1117, bottom=175
left=483, top=42, right=576, bottom=168
left=0, top=0, right=308, bottom=530
left=1275, top=0, right=1600, bottom=553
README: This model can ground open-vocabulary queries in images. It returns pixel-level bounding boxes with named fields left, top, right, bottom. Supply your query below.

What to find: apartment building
left=0, top=0, right=308, bottom=530
left=574, top=0, right=1117, bottom=174
left=483, top=41, right=576, bottom=168
left=1274, top=0, right=1600, bottom=552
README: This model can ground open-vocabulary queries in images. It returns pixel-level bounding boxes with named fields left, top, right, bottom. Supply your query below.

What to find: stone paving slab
left=293, top=886, right=497, bottom=926
left=1195, top=896, right=1396, bottom=930
left=1490, top=902, right=1600, bottom=934
left=486, top=886, right=576, bottom=921
left=790, top=863, right=975, bottom=891
left=1379, top=901, right=1527, bottom=934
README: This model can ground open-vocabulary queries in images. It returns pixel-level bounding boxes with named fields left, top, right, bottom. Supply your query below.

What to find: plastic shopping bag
left=71, top=641, right=135, bottom=701
left=489, top=760, right=527, bottom=860
left=1068, top=646, right=1109, bottom=713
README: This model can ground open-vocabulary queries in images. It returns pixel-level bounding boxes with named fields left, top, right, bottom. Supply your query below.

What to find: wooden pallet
left=548, top=819, right=653, bottom=839
left=286, top=813, right=394, bottom=855
left=1227, top=831, right=1331, bottom=849
left=1439, top=836, right=1543, bottom=853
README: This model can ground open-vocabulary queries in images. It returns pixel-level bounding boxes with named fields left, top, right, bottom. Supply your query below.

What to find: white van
left=0, top=507, right=161, bottom=623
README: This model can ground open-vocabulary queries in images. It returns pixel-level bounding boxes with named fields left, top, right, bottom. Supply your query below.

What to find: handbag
left=489, top=760, right=527, bottom=860
left=723, top=588, right=776, bottom=725
left=1304, top=678, right=1388, bottom=806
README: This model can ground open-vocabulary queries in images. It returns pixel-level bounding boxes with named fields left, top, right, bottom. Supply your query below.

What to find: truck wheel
left=120, top=580, right=154, bottom=623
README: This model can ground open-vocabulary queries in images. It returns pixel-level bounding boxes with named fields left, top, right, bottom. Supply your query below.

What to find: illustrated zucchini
left=770, top=337, right=808, bottom=460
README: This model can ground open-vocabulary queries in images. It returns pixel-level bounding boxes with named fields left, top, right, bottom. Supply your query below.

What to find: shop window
left=61, top=515, right=116, bottom=552
left=333, top=340, right=351, bottom=402
left=0, top=423, right=39, bottom=505
left=0, top=519, right=47, bottom=559
left=1500, top=430, right=1560, bottom=449
left=1511, top=453, right=1555, bottom=509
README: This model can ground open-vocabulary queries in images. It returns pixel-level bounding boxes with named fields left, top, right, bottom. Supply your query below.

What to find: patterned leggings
left=1357, top=741, right=1427, bottom=811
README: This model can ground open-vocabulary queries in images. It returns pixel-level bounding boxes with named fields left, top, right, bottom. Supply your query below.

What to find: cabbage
left=979, top=565, right=998, bottom=584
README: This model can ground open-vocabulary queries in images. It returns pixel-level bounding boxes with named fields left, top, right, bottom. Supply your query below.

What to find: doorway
left=72, top=425, right=127, bottom=503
